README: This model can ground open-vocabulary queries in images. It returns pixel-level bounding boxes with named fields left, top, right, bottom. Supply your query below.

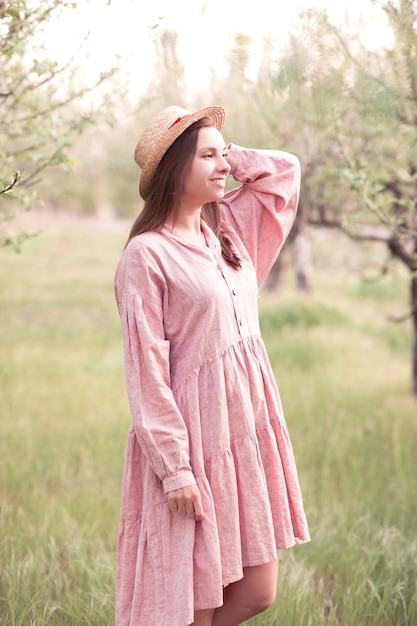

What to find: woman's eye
left=203, top=153, right=213, bottom=158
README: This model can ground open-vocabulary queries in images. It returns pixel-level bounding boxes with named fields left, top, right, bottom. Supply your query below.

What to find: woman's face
left=180, top=126, right=231, bottom=208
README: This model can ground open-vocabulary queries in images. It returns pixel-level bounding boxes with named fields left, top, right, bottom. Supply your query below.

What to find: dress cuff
left=162, top=470, right=196, bottom=493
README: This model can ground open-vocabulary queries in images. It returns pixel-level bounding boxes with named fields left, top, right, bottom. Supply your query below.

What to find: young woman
left=114, top=105, right=310, bottom=626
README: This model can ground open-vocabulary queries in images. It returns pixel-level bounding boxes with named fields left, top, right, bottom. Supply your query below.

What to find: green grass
left=1, top=220, right=416, bottom=625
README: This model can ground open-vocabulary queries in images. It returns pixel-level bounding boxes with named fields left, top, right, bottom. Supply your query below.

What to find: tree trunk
left=264, top=255, right=283, bottom=292
left=412, top=274, right=417, bottom=395
left=292, top=229, right=313, bottom=292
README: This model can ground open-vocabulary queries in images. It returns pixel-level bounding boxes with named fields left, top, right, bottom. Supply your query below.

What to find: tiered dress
left=114, top=144, right=310, bottom=626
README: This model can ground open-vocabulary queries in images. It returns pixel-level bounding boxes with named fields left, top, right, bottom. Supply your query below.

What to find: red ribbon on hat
left=168, top=115, right=188, bottom=129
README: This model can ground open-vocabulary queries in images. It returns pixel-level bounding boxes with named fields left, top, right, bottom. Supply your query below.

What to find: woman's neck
left=166, top=209, right=206, bottom=246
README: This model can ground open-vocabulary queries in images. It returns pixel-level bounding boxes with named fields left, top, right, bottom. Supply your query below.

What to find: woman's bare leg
left=191, top=608, right=215, bottom=626
left=212, top=557, right=279, bottom=626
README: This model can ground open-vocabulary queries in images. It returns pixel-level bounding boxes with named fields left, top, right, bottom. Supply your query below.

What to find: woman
left=114, top=105, right=310, bottom=626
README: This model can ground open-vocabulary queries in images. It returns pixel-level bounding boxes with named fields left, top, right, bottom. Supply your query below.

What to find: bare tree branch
left=0, top=171, right=21, bottom=195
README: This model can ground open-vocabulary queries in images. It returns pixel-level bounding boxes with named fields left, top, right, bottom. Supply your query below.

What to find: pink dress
left=114, top=144, right=310, bottom=626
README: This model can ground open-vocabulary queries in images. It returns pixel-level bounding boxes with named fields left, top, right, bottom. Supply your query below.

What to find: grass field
left=1, top=215, right=416, bottom=625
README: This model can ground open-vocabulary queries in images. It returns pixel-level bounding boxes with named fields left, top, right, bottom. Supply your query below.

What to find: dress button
left=239, top=319, right=243, bottom=326
left=232, top=289, right=236, bottom=295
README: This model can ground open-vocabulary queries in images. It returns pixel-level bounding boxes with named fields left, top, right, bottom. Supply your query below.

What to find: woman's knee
left=242, top=559, right=278, bottom=617
left=246, top=584, right=277, bottom=615
left=214, top=559, right=278, bottom=624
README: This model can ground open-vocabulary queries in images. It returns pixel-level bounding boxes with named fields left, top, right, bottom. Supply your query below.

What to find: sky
left=44, top=0, right=390, bottom=99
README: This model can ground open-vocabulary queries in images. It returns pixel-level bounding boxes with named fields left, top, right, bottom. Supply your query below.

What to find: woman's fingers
left=168, top=499, right=179, bottom=513
left=192, top=495, right=204, bottom=522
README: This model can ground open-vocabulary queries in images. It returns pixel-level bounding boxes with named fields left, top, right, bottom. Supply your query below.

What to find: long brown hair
left=125, top=118, right=242, bottom=270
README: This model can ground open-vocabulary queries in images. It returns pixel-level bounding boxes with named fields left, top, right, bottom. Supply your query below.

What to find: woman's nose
left=219, top=156, right=231, bottom=173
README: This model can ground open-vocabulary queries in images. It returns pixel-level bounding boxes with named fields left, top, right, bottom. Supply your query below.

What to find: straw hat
left=134, top=105, right=225, bottom=199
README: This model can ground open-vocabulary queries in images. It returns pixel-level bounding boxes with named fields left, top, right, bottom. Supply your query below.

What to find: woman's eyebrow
left=197, top=144, right=228, bottom=152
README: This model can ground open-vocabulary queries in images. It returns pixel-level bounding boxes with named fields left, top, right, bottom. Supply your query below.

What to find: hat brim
left=138, top=105, right=225, bottom=200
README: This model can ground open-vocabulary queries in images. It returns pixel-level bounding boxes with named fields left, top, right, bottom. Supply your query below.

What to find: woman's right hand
left=167, top=484, right=204, bottom=521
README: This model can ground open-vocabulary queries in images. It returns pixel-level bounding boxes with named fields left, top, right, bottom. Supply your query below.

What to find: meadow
left=1, top=215, right=416, bottom=626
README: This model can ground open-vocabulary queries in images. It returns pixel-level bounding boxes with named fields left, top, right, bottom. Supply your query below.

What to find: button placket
left=226, top=278, right=246, bottom=335
left=207, top=245, right=246, bottom=335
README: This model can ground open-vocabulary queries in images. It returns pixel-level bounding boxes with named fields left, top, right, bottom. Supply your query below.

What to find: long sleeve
left=221, top=143, right=301, bottom=288
left=115, top=238, right=196, bottom=493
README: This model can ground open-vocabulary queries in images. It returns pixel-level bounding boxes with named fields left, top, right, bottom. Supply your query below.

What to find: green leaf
left=6, top=6, right=21, bottom=19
